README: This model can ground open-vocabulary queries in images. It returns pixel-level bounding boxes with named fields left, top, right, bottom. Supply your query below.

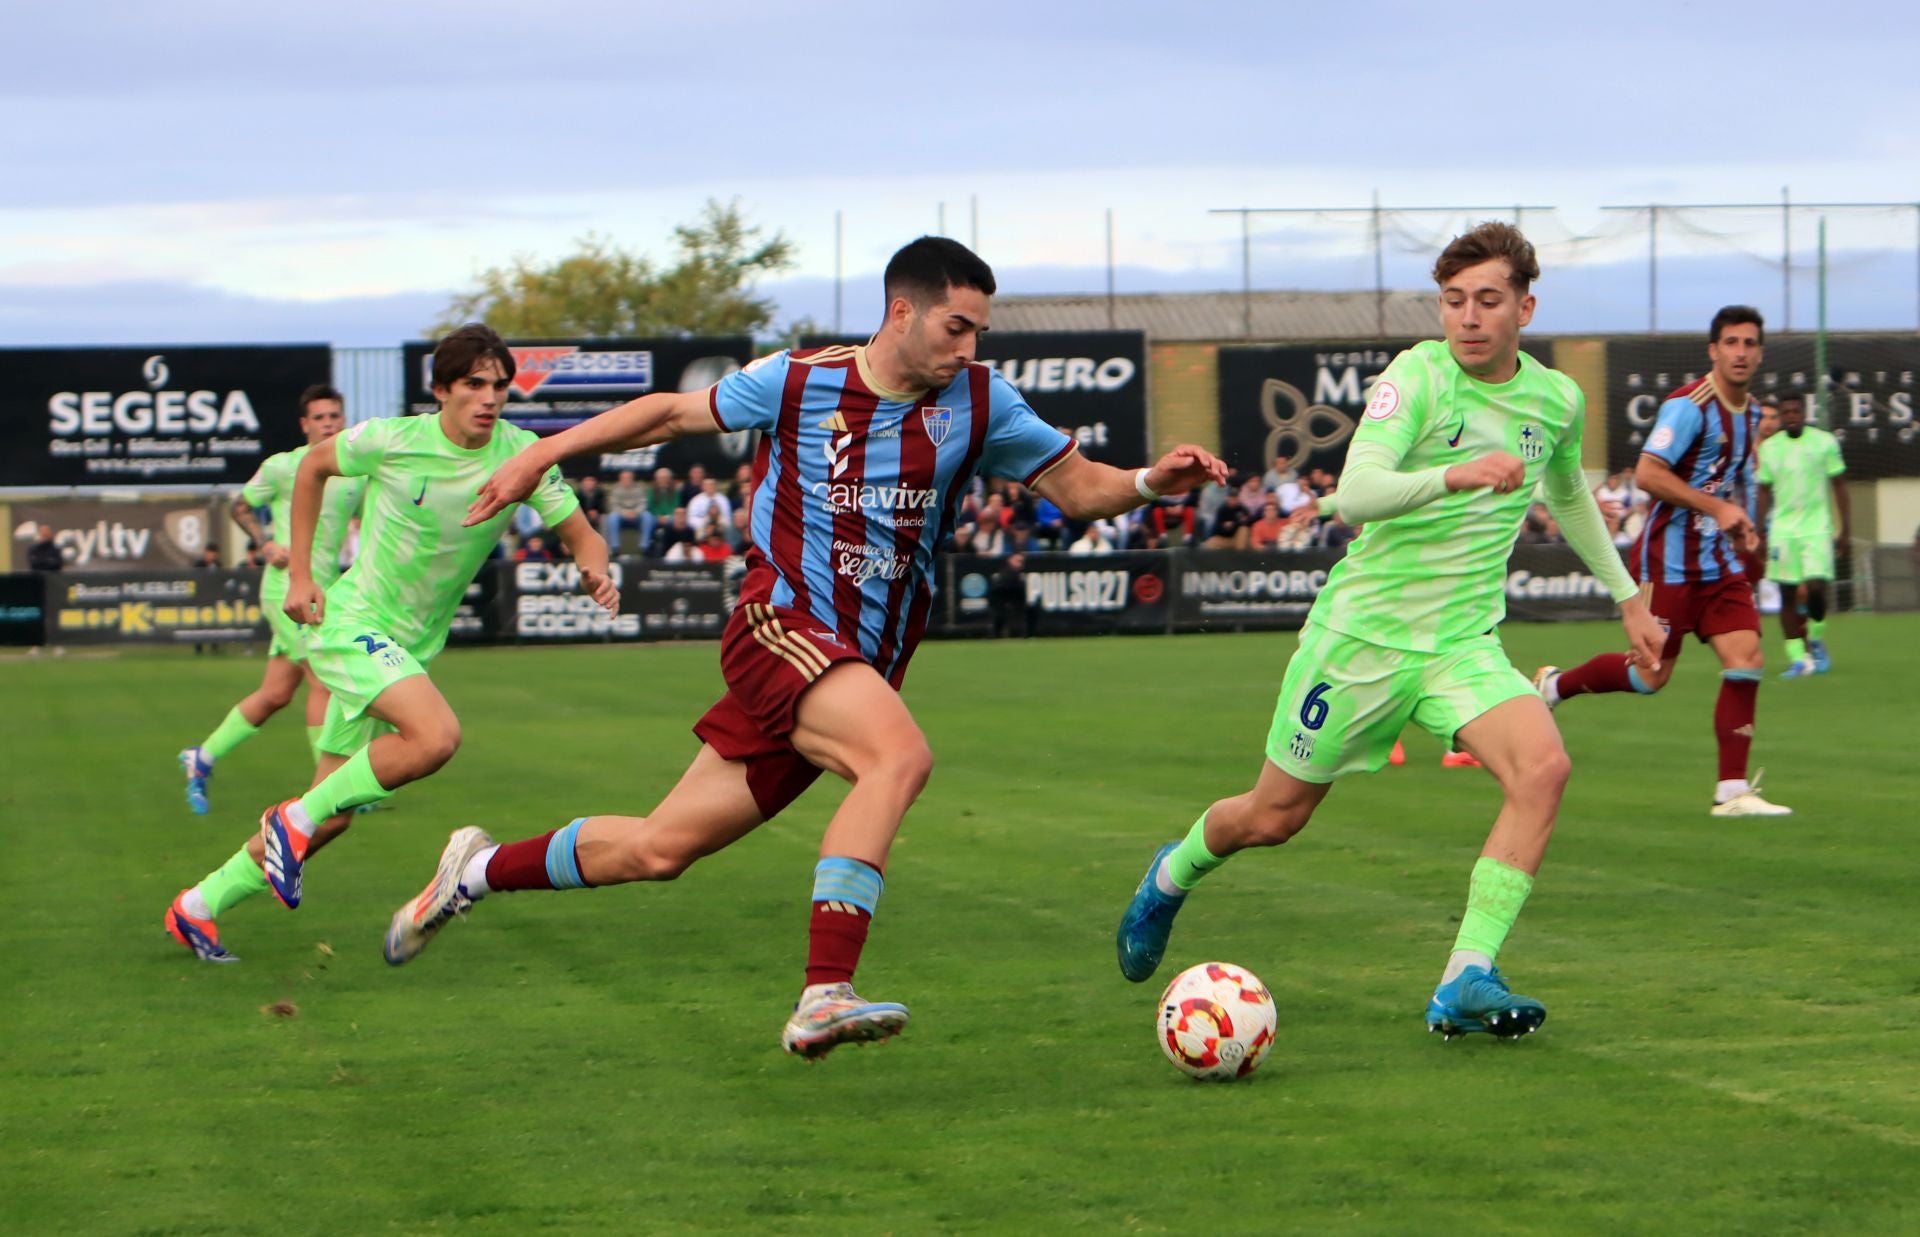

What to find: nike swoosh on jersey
left=1447, top=418, right=1465, bottom=447
left=411, top=480, right=428, bottom=505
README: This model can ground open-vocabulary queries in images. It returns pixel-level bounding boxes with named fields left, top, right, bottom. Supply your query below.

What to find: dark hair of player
left=298, top=383, right=344, bottom=414
left=883, top=236, right=997, bottom=312
left=1709, top=305, right=1765, bottom=344
left=432, top=323, right=518, bottom=390
left=1432, top=221, right=1540, bottom=292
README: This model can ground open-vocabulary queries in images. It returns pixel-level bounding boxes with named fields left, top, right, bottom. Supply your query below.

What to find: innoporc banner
left=10, top=499, right=218, bottom=571
left=798, top=331, right=1151, bottom=467
left=1604, top=334, right=1918, bottom=479
left=0, top=346, right=326, bottom=487
left=1215, top=341, right=1556, bottom=480
left=401, top=338, right=755, bottom=480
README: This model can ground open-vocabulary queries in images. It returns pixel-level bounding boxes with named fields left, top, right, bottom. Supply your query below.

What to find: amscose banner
left=799, top=330, right=1150, bottom=466
left=0, top=346, right=325, bottom=487
left=1604, top=334, right=1917, bottom=479
left=1216, top=341, right=1555, bottom=479
left=402, top=338, right=755, bottom=480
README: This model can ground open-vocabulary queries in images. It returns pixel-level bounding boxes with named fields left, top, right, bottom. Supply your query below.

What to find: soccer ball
left=1156, top=961, right=1277, bottom=1081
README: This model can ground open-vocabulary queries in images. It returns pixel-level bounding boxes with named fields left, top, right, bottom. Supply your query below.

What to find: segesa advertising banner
left=799, top=330, right=1151, bottom=466
left=0, top=346, right=326, bottom=487
left=401, top=338, right=756, bottom=480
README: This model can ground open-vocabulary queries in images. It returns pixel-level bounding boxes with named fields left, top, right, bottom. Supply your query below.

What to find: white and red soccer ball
left=1156, top=961, right=1277, bottom=1081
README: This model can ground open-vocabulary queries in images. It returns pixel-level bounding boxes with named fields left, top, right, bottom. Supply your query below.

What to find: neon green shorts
left=1266, top=624, right=1536, bottom=783
left=1767, top=533, right=1834, bottom=585
left=306, top=626, right=423, bottom=756
left=262, top=599, right=313, bottom=663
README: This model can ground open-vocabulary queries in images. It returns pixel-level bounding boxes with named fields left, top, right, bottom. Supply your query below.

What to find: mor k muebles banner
left=49, top=570, right=267, bottom=645
left=402, top=338, right=755, bottom=480
left=0, top=346, right=325, bottom=487
left=798, top=331, right=1151, bottom=467
left=1604, top=335, right=1918, bottom=479
left=1215, top=341, right=1556, bottom=479
left=11, top=499, right=217, bottom=571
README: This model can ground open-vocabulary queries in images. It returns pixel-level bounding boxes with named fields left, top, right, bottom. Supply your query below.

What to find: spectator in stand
left=1196, top=476, right=1232, bottom=534
left=989, top=551, right=1031, bottom=638
left=1205, top=494, right=1252, bottom=549
left=978, top=491, right=1009, bottom=532
left=678, top=463, right=708, bottom=507
left=1321, top=512, right=1358, bottom=551
left=1111, top=505, right=1146, bottom=550
left=1070, top=519, right=1117, bottom=555
left=27, top=523, right=63, bottom=572
left=1249, top=499, right=1287, bottom=551
left=1031, top=492, right=1066, bottom=549
left=1518, top=503, right=1561, bottom=545
left=650, top=508, right=694, bottom=559
left=1007, top=522, right=1034, bottom=558
left=733, top=501, right=754, bottom=550
left=1005, top=481, right=1037, bottom=528
left=1236, top=475, right=1269, bottom=519
left=572, top=473, right=606, bottom=533
left=975, top=516, right=1009, bottom=557
left=1262, top=455, right=1293, bottom=494
left=729, top=463, right=754, bottom=508
left=645, top=466, right=680, bottom=537
left=603, top=469, right=646, bottom=555
left=687, top=476, right=734, bottom=545
left=694, top=522, right=733, bottom=563
left=1594, top=468, right=1637, bottom=548
left=1276, top=471, right=1313, bottom=516
left=1143, top=491, right=1197, bottom=549
left=514, top=534, right=553, bottom=563
left=947, top=523, right=979, bottom=555
left=199, top=545, right=223, bottom=570
left=243, top=540, right=267, bottom=570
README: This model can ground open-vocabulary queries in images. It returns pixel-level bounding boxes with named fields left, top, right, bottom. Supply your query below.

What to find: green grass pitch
left=3, top=618, right=1916, bottom=1233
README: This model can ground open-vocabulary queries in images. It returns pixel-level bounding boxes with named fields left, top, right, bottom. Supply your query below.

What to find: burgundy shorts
left=1642, top=575, right=1760, bottom=659
left=1737, top=544, right=1766, bottom=582
left=691, top=602, right=866, bottom=820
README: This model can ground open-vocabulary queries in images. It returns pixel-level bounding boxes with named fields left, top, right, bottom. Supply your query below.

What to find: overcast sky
left=4, top=0, right=1917, bottom=344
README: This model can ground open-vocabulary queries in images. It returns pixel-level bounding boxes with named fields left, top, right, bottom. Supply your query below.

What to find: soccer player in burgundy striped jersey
left=1535, top=306, right=1791, bottom=816
left=382, top=236, right=1227, bottom=1058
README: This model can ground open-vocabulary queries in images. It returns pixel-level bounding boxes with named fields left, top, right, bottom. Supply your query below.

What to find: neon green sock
left=1452, top=857, right=1535, bottom=960
left=197, top=848, right=270, bottom=917
left=298, top=745, right=392, bottom=821
left=200, top=707, right=260, bottom=762
left=1166, top=813, right=1226, bottom=891
left=1784, top=637, right=1807, bottom=663
left=306, top=725, right=323, bottom=765
left=1807, top=618, right=1827, bottom=642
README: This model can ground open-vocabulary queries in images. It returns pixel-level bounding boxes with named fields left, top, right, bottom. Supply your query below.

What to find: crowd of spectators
left=498, top=456, right=1660, bottom=564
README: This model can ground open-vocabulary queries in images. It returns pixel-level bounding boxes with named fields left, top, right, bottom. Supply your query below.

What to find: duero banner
left=0, top=574, right=46, bottom=645
left=1216, top=341, right=1556, bottom=480
left=401, top=338, right=755, bottom=480
left=0, top=345, right=325, bottom=487
left=1604, top=335, right=1918, bottom=479
left=48, top=569, right=267, bottom=645
left=1171, top=548, right=1344, bottom=631
left=799, top=330, right=1150, bottom=467
left=10, top=499, right=217, bottom=572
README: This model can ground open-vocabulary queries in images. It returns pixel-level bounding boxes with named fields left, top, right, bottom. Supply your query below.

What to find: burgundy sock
left=485, top=830, right=559, bottom=892
left=1715, top=676, right=1759, bottom=782
left=806, top=901, right=873, bottom=988
left=1556, top=653, right=1636, bottom=698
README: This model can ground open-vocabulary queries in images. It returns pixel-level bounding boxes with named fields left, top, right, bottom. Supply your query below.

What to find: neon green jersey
left=1316, top=340, right=1588, bottom=653
left=241, top=444, right=368, bottom=604
left=326, top=414, right=579, bottom=662
left=1757, top=426, right=1844, bottom=540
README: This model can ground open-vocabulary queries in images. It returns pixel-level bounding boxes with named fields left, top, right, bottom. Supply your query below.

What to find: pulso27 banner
left=1216, top=341, right=1556, bottom=479
left=11, top=499, right=216, bottom=572
left=0, top=346, right=326, bottom=487
left=938, top=551, right=1171, bottom=636
left=799, top=331, right=1150, bottom=467
left=50, top=570, right=267, bottom=645
left=1604, top=335, right=1917, bottom=479
left=402, top=338, right=754, bottom=480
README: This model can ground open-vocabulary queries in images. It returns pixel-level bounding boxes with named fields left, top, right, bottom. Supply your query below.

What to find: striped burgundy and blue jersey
left=1632, top=375, right=1758, bottom=584
left=710, top=345, right=1075, bottom=681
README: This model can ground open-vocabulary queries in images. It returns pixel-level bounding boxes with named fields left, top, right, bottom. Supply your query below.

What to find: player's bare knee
left=622, top=834, right=693, bottom=883
left=1505, top=748, right=1571, bottom=804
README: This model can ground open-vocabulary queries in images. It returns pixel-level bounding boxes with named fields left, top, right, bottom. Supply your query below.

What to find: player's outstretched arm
left=286, top=438, right=344, bottom=625
left=549, top=509, right=618, bottom=614
left=228, top=493, right=285, bottom=566
left=1030, top=445, right=1227, bottom=520
left=1831, top=474, right=1852, bottom=549
left=1634, top=454, right=1755, bottom=550
left=466, top=390, right=720, bottom=526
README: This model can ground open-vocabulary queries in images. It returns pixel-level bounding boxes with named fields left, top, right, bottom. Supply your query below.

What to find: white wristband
left=1134, top=468, right=1158, bottom=502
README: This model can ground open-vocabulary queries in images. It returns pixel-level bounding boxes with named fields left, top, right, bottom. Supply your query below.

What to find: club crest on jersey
left=922, top=406, right=953, bottom=446
left=1516, top=423, right=1546, bottom=462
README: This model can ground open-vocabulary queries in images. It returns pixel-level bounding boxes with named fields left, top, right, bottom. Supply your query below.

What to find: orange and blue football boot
left=165, top=891, right=237, bottom=964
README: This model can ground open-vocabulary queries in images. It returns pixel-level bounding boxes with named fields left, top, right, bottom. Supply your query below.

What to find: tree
left=429, top=199, right=796, bottom=338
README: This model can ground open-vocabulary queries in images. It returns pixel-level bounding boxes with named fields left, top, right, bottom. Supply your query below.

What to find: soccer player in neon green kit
left=177, top=385, right=366, bottom=813
left=1116, top=222, right=1666, bottom=1039
left=164, top=325, right=615, bottom=962
left=1757, top=393, right=1849, bottom=676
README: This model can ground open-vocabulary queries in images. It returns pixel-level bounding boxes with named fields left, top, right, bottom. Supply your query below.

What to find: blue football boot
left=1809, top=639, right=1831, bottom=673
left=1116, top=842, right=1185, bottom=983
left=1425, top=965, right=1546, bottom=1041
left=179, top=747, right=212, bottom=815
